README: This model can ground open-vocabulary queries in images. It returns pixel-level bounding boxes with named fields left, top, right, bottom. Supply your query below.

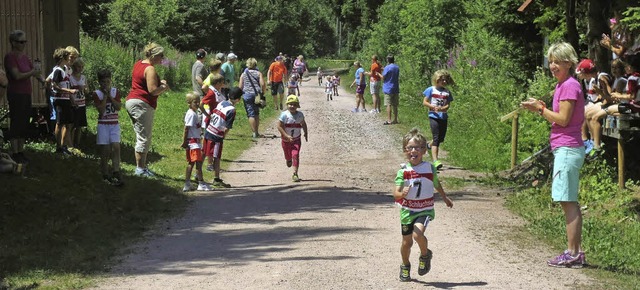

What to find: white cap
left=215, top=52, right=225, bottom=61
left=227, top=53, right=237, bottom=60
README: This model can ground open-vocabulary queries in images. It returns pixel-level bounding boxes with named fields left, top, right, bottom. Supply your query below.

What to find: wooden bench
left=601, top=114, right=640, bottom=188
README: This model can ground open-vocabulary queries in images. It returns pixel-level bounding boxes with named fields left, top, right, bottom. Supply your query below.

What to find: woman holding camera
left=238, top=58, right=266, bottom=138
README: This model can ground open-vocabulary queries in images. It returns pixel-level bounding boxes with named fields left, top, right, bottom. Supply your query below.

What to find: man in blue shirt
left=383, top=54, right=400, bottom=124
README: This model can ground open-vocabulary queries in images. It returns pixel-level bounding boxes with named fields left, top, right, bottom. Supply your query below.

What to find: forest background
left=1, top=0, right=640, bottom=288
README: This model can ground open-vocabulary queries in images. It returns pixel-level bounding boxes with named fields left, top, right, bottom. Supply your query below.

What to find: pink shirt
left=3, top=52, right=33, bottom=94
left=550, top=76, right=584, bottom=150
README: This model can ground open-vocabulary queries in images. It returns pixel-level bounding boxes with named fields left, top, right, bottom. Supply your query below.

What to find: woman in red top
left=3, top=30, right=43, bottom=164
left=125, top=42, right=170, bottom=177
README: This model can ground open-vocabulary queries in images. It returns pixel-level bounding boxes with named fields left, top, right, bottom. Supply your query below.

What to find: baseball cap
left=286, top=95, right=300, bottom=107
left=227, top=53, right=237, bottom=60
left=576, top=59, right=596, bottom=74
left=215, top=52, right=225, bottom=61
left=275, top=55, right=283, bottom=61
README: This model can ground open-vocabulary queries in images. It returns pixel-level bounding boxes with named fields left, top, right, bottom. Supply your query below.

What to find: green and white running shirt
left=395, top=162, right=440, bottom=224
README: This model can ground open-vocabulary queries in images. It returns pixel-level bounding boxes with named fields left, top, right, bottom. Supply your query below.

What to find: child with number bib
left=394, top=128, right=453, bottom=282
left=93, top=69, right=123, bottom=186
left=277, top=95, right=308, bottom=182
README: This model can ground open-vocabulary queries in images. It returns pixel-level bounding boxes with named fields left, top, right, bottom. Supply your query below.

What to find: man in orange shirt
left=366, top=55, right=383, bottom=113
left=267, top=56, right=288, bottom=110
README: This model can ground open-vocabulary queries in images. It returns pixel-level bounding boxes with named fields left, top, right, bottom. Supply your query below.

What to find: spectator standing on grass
left=422, top=69, right=455, bottom=170
left=192, top=48, right=208, bottom=98
left=366, top=55, right=383, bottom=113
left=203, top=87, right=243, bottom=188
left=93, top=69, right=123, bottom=186
left=394, top=128, right=453, bottom=282
left=182, top=92, right=212, bottom=192
left=4, top=29, right=43, bottom=164
left=520, top=42, right=586, bottom=269
left=50, top=48, right=78, bottom=156
left=382, top=54, right=400, bottom=124
left=69, top=57, right=88, bottom=151
left=125, top=42, right=170, bottom=177
left=349, top=61, right=366, bottom=112
left=221, top=53, right=237, bottom=96
left=267, top=55, right=288, bottom=110
left=200, top=73, right=225, bottom=172
left=239, top=58, right=266, bottom=139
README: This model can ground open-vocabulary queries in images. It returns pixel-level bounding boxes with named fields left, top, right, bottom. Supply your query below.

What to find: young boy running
left=93, top=69, right=123, bottom=186
left=394, top=128, right=453, bottom=282
left=182, top=92, right=212, bottom=192
left=203, top=87, right=243, bottom=188
left=277, top=95, right=308, bottom=182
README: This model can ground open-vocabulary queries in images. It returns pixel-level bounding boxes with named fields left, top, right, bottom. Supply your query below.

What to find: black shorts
left=7, top=93, right=32, bottom=139
left=270, top=82, right=284, bottom=95
left=401, top=215, right=431, bottom=236
left=73, top=106, right=88, bottom=127
left=429, top=117, right=448, bottom=146
left=54, top=99, right=74, bottom=125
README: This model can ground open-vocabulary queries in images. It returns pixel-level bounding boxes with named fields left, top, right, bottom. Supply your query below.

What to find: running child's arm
left=435, top=184, right=453, bottom=208
left=301, top=120, right=308, bottom=142
left=277, top=120, right=293, bottom=142
left=393, top=185, right=409, bottom=200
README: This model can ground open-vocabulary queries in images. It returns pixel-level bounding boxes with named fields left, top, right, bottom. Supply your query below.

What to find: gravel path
left=93, top=82, right=597, bottom=289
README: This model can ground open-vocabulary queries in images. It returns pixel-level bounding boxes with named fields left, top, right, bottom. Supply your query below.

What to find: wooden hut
left=1, top=0, right=79, bottom=107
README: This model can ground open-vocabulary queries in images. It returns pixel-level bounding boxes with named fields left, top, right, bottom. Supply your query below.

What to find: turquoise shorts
left=551, top=146, right=584, bottom=202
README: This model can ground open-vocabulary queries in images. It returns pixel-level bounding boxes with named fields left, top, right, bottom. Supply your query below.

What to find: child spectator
left=93, top=69, right=123, bottom=186
left=182, top=92, right=212, bottom=192
left=69, top=57, right=88, bottom=151
left=332, top=72, right=340, bottom=96
left=50, top=47, right=78, bottom=156
left=201, top=59, right=223, bottom=95
left=203, top=87, right=243, bottom=188
left=325, top=76, right=333, bottom=101
left=607, top=55, right=640, bottom=114
left=317, top=67, right=323, bottom=86
left=277, top=95, right=308, bottom=182
left=422, top=69, right=455, bottom=170
left=200, top=73, right=226, bottom=172
left=288, top=71, right=301, bottom=96
left=577, top=59, right=612, bottom=155
left=394, top=128, right=453, bottom=282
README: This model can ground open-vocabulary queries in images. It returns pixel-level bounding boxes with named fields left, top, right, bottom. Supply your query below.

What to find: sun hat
left=286, top=95, right=300, bottom=107
left=227, top=53, right=237, bottom=60
left=576, top=59, right=596, bottom=74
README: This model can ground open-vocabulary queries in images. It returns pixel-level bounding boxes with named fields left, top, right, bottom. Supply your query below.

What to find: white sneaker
left=197, top=183, right=213, bottom=191
left=183, top=183, right=192, bottom=192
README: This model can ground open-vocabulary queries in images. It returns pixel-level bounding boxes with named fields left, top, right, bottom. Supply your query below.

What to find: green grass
left=0, top=89, right=278, bottom=289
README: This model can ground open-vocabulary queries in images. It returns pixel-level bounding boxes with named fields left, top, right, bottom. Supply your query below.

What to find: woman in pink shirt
left=521, top=42, right=586, bottom=269
left=125, top=42, right=170, bottom=177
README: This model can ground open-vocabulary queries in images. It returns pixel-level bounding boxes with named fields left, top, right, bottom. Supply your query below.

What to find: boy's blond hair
left=185, top=92, right=199, bottom=104
left=65, top=46, right=79, bottom=57
left=210, top=73, right=224, bottom=85
left=432, top=69, right=455, bottom=86
left=402, top=128, right=428, bottom=151
left=53, top=47, right=70, bottom=63
left=208, top=59, right=223, bottom=71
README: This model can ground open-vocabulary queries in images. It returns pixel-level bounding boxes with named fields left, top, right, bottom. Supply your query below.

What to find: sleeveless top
left=94, top=88, right=120, bottom=124
left=127, top=60, right=159, bottom=109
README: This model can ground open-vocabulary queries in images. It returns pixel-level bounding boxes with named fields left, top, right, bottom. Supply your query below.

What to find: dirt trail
left=93, top=82, right=596, bottom=289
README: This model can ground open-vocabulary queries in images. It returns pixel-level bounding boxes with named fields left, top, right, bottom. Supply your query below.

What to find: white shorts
left=97, top=123, right=121, bottom=145
left=370, top=81, right=381, bottom=95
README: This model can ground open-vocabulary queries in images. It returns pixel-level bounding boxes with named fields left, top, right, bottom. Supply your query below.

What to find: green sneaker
left=212, top=178, right=231, bottom=188
left=292, top=173, right=301, bottom=182
left=418, top=249, right=432, bottom=275
left=399, top=264, right=411, bottom=282
left=433, top=160, right=443, bottom=170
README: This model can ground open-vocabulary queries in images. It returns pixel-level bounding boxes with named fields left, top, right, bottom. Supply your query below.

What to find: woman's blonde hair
left=402, top=127, right=428, bottom=151
left=208, top=59, right=223, bottom=71
left=143, top=42, right=164, bottom=59
left=246, top=58, right=257, bottom=69
left=546, top=42, right=578, bottom=67
left=432, top=69, right=455, bottom=86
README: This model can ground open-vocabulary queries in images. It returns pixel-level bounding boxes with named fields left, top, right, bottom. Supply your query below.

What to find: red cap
left=576, top=59, right=596, bottom=74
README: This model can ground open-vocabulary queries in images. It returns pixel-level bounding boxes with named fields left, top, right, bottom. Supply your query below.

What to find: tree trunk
left=588, top=0, right=611, bottom=73
left=566, top=0, right=580, bottom=53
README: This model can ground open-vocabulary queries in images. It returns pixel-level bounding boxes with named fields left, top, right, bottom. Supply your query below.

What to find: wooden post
left=618, top=139, right=625, bottom=189
left=511, top=114, right=519, bottom=169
